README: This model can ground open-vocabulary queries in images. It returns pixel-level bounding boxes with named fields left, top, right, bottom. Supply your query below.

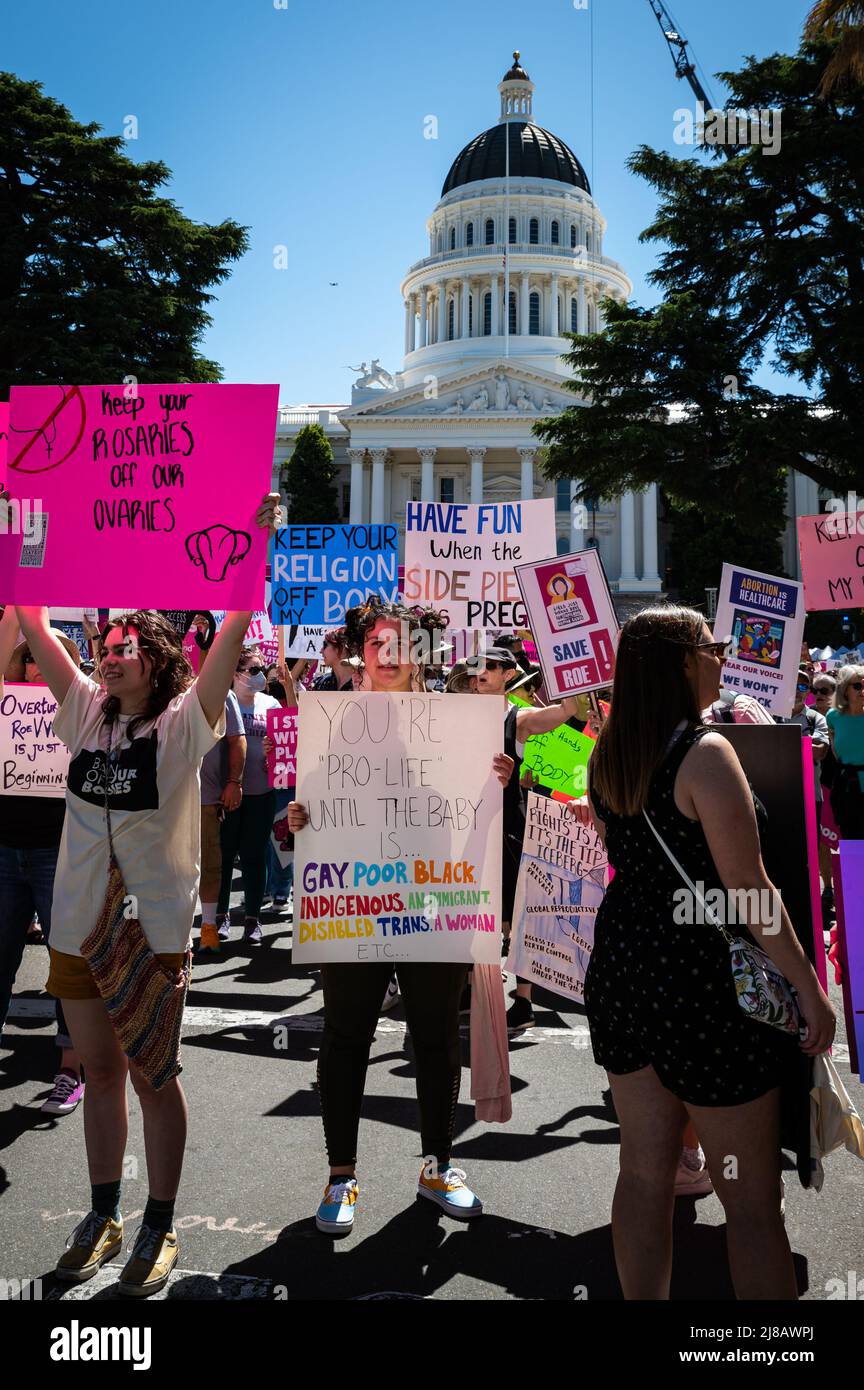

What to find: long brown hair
left=590, top=605, right=705, bottom=817
left=99, top=610, right=194, bottom=740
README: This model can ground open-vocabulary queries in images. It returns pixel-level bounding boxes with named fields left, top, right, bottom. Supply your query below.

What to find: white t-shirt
left=51, top=672, right=225, bottom=955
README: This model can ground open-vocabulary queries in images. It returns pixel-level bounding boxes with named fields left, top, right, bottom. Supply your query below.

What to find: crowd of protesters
left=1, top=560, right=861, bottom=1299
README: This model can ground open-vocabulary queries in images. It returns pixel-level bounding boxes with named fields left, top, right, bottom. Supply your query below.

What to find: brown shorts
left=46, top=948, right=187, bottom=1001
left=200, top=803, right=223, bottom=905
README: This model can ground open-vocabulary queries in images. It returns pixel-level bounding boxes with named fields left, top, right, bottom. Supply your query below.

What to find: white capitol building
left=274, top=54, right=820, bottom=596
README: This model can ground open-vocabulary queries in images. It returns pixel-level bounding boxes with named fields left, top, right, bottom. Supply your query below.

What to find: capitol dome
left=442, top=121, right=590, bottom=196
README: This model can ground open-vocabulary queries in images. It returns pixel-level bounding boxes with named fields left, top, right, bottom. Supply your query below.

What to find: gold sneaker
left=56, top=1211, right=124, bottom=1282
left=118, top=1225, right=179, bottom=1298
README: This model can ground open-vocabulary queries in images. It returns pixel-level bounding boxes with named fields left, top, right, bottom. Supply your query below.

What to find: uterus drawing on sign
left=185, top=524, right=252, bottom=582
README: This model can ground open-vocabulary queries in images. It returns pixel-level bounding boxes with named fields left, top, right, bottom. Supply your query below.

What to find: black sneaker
left=506, top=997, right=536, bottom=1035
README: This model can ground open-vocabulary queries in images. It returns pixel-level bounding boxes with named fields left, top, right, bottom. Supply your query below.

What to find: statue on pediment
left=494, top=372, right=510, bottom=410
left=515, top=386, right=536, bottom=411
left=467, top=386, right=489, bottom=412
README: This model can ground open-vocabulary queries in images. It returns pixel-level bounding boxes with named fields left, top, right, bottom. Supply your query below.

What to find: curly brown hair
left=99, top=610, right=194, bottom=740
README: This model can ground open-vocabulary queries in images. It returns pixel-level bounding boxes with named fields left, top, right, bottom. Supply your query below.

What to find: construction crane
left=646, top=1, right=715, bottom=109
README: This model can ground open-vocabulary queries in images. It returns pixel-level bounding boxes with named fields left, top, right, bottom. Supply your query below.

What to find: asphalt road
left=2, top=897, right=862, bottom=1307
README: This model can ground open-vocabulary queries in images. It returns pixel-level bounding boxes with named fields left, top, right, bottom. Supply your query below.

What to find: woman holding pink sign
left=15, top=490, right=282, bottom=1299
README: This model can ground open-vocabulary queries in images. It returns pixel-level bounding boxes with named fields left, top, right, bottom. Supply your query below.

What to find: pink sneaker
left=674, top=1147, right=713, bottom=1197
left=41, top=1071, right=85, bottom=1115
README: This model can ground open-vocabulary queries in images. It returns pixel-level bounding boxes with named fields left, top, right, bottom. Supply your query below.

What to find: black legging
left=217, top=790, right=276, bottom=919
left=318, top=961, right=468, bottom=1168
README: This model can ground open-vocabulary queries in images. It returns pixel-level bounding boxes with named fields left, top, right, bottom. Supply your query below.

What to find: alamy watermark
left=674, top=101, right=782, bottom=156
left=672, top=884, right=781, bottom=934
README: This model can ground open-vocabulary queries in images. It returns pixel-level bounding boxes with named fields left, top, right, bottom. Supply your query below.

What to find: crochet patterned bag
left=643, top=809, right=801, bottom=1036
left=79, top=722, right=190, bottom=1090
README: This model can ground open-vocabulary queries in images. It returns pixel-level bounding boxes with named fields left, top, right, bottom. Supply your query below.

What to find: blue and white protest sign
left=269, top=524, right=399, bottom=626
left=713, top=563, right=805, bottom=718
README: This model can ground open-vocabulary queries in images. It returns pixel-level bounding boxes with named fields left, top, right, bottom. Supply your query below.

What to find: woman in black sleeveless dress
left=583, top=606, right=834, bottom=1300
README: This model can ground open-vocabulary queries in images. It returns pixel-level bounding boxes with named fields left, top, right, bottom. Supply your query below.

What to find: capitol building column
left=577, top=276, right=587, bottom=335
left=419, top=288, right=428, bottom=348
left=519, top=447, right=536, bottom=502
left=619, top=491, right=638, bottom=586
left=348, top=448, right=365, bottom=524
left=370, top=449, right=387, bottom=523
left=418, top=447, right=436, bottom=503
left=468, top=446, right=487, bottom=505
left=437, top=283, right=447, bottom=343
left=490, top=274, right=500, bottom=335
left=641, top=483, right=662, bottom=588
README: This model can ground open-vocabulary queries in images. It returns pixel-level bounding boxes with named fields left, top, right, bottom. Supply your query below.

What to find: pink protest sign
left=1, top=383, right=278, bottom=607
left=515, top=548, right=618, bottom=698
left=267, top=706, right=298, bottom=788
left=797, top=510, right=864, bottom=611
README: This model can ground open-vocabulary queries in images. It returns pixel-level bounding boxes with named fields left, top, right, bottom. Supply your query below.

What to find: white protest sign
left=403, top=499, right=556, bottom=630
left=714, top=563, right=805, bottom=718
left=285, top=625, right=327, bottom=658
left=0, top=683, right=69, bottom=797
left=293, top=691, right=502, bottom=963
left=515, top=548, right=618, bottom=697
left=506, top=791, right=608, bottom=1000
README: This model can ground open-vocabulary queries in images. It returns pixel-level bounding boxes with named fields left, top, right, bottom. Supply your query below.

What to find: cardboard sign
left=835, top=841, right=863, bottom=1080
left=797, top=510, right=864, bottom=611
left=506, top=791, right=608, bottom=1001
left=1, top=383, right=278, bottom=606
left=267, top=706, right=298, bottom=788
left=293, top=692, right=502, bottom=964
left=715, top=725, right=820, bottom=973
left=514, top=548, right=618, bottom=697
left=403, top=499, right=556, bottom=630
left=269, top=524, right=399, bottom=626
left=0, top=683, right=69, bottom=796
left=714, top=563, right=805, bottom=717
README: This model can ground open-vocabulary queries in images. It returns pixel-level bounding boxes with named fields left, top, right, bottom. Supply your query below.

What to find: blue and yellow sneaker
left=315, top=1178, right=359, bottom=1236
left=417, top=1165, right=482, bottom=1219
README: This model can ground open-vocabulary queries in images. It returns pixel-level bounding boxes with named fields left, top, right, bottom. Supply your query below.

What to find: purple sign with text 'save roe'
left=0, top=383, right=278, bottom=608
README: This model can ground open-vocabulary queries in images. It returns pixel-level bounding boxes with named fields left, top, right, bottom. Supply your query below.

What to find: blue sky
left=6, top=0, right=810, bottom=403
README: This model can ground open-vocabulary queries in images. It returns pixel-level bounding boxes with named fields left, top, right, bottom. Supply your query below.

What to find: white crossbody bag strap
left=642, top=809, right=727, bottom=933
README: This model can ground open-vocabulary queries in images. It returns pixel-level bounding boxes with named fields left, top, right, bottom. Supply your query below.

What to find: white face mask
left=235, top=670, right=266, bottom=696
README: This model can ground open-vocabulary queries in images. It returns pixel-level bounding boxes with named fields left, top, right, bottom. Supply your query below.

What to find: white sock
left=201, top=903, right=218, bottom=926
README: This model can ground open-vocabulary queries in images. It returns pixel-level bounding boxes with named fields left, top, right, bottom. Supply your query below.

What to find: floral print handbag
left=643, top=811, right=801, bottom=1036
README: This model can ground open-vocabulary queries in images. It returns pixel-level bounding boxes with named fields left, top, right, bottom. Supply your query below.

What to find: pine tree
left=0, top=73, right=248, bottom=391
left=282, top=424, right=339, bottom=522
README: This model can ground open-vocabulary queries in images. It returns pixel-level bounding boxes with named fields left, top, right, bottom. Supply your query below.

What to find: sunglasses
left=698, top=638, right=735, bottom=659
left=796, top=682, right=811, bottom=694
left=238, top=664, right=265, bottom=676
left=813, top=686, right=833, bottom=695
left=849, top=681, right=864, bottom=693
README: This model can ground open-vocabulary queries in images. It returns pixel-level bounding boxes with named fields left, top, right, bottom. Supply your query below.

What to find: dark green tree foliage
left=282, top=424, right=339, bottom=523
left=537, top=40, right=864, bottom=594
left=0, top=73, right=248, bottom=392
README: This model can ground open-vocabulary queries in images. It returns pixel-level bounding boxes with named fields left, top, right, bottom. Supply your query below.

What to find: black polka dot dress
left=584, top=724, right=798, bottom=1106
